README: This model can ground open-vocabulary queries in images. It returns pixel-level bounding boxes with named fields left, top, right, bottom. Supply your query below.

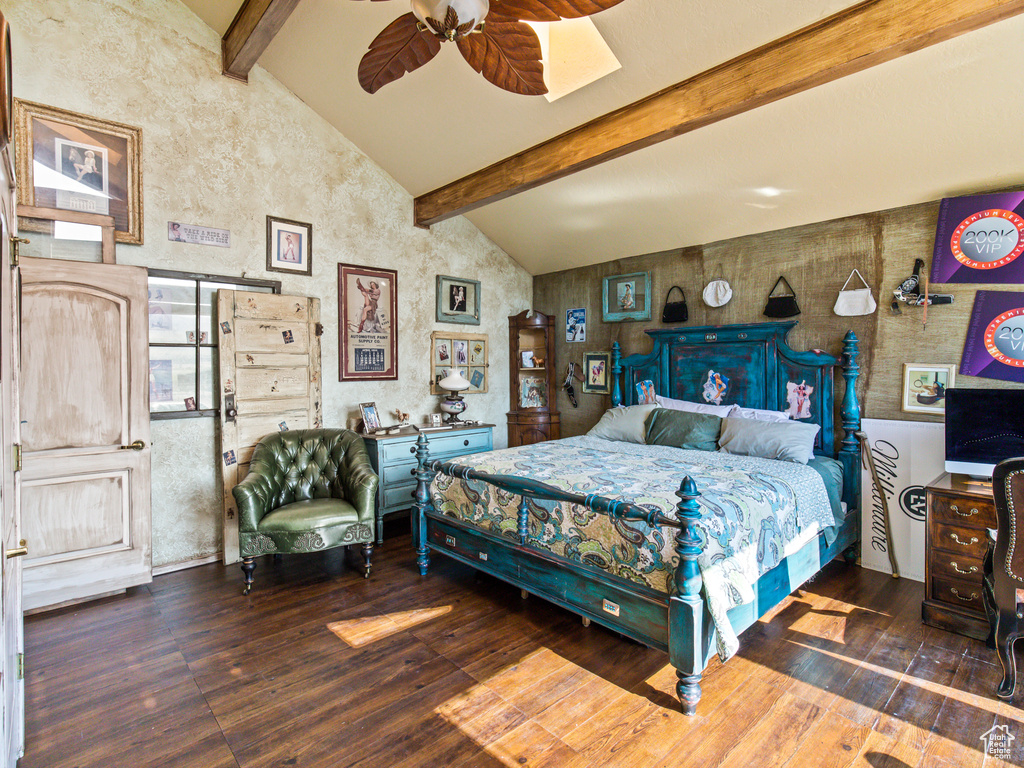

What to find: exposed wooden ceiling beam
left=414, top=0, right=1024, bottom=227
left=222, top=0, right=302, bottom=82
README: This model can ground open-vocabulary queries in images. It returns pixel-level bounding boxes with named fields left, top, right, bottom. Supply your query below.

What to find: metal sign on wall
left=859, top=418, right=945, bottom=582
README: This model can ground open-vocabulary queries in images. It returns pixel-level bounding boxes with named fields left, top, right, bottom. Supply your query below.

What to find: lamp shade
left=412, top=0, right=488, bottom=39
left=438, top=368, right=471, bottom=392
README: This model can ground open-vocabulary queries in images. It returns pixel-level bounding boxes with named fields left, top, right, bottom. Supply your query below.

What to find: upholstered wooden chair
left=232, top=429, right=378, bottom=594
left=983, top=456, right=1024, bottom=699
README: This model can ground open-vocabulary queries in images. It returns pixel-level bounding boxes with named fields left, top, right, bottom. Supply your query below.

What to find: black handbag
left=763, top=276, right=800, bottom=318
left=661, top=286, right=688, bottom=323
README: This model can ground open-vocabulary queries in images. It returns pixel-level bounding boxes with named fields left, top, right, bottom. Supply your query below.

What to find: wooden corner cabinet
left=922, top=472, right=995, bottom=640
left=507, top=310, right=560, bottom=447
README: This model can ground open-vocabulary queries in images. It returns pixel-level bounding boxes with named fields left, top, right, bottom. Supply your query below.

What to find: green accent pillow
left=644, top=408, right=722, bottom=452
left=718, top=416, right=820, bottom=464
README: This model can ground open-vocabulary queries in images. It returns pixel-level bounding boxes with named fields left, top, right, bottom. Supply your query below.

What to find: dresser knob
left=949, top=533, right=978, bottom=547
left=410, top=446, right=416, bottom=454
left=464, top=439, right=469, bottom=446
left=950, top=561, right=978, bottom=575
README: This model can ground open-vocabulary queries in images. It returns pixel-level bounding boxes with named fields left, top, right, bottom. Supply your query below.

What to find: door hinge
left=16, top=653, right=23, bottom=680
left=11, top=444, right=20, bottom=473
left=315, top=322, right=324, bottom=337
left=10, top=237, right=29, bottom=268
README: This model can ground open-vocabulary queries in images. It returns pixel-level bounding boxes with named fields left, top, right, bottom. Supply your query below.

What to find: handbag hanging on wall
left=661, top=285, right=688, bottom=323
left=833, top=268, right=877, bottom=316
left=763, top=276, right=800, bottom=318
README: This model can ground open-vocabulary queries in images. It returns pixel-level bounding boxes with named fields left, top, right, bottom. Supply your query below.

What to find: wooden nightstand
left=923, top=472, right=995, bottom=640
left=363, top=424, right=494, bottom=544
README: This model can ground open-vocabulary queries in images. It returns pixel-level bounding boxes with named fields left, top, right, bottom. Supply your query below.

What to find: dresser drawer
left=382, top=481, right=417, bottom=509
left=427, top=429, right=492, bottom=458
left=380, top=459, right=417, bottom=486
left=930, top=494, right=996, bottom=528
left=930, top=551, right=984, bottom=583
left=931, top=574, right=985, bottom=611
left=932, top=522, right=987, bottom=559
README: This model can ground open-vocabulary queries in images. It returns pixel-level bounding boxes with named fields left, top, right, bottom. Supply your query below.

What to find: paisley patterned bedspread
left=428, top=435, right=836, bottom=659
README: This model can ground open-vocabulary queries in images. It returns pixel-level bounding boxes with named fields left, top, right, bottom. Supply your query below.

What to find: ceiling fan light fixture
left=412, top=0, right=489, bottom=40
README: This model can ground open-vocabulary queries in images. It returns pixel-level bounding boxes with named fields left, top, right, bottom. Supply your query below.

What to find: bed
left=410, top=321, right=862, bottom=715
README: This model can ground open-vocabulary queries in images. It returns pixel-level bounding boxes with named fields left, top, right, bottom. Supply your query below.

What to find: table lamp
left=438, top=369, right=471, bottom=423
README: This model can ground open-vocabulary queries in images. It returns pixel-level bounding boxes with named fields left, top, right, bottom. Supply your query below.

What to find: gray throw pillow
left=645, top=408, right=722, bottom=452
left=587, top=404, right=658, bottom=444
left=718, top=417, right=820, bottom=464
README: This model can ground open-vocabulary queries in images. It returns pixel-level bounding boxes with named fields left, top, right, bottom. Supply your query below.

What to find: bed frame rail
left=411, top=434, right=710, bottom=713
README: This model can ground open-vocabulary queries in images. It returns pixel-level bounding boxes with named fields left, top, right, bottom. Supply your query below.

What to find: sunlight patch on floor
left=327, top=605, right=452, bottom=647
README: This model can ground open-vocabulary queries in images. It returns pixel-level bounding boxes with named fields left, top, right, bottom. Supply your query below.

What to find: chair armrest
left=232, top=451, right=284, bottom=533
left=339, top=444, right=378, bottom=524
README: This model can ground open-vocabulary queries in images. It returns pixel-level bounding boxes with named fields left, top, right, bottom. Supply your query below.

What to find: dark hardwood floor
left=20, top=528, right=1024, bottom=767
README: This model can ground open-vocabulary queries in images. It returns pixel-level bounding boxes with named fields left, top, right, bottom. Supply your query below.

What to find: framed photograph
left=15, top=99, right=143, bottom=244
left=520, top=376, right=548, bottom=408
left=521, top=351, right=536, bottom=368
left=902, top=364, right=955, bottom=415
left=582, top=352, right=611, bottom=395
left=436, top=275, right=481, bottom=325
left=602, top=272, right=651, bottom=322
left=266, top=216, right=312, bottom=276
left=339, top=263, right=398, bottom=381
left=359, top=402, right=382, bottom=433
left=429, top=413, right=443, bottom=427
left=430, top=331, right=487, bottom=394
left=566, top=308, right=586, bottom=342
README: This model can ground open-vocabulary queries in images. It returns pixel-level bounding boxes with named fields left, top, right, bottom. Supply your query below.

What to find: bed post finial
left=412, top=434, right=434, bottom=576
left=612, top=342, right=623, bottom=407
left=670, top=475, right=704, bottom=716
left=839, top=331, right=861, bottom=511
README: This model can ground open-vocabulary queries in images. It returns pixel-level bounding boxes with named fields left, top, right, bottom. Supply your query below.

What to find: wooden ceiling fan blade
left=358, top=12, right=442, bottom=94
left=489, top=0, right=626, bottom=23
left=457, top=22, right=546, bottom=96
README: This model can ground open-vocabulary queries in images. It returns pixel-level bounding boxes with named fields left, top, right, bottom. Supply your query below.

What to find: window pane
left=199, top=347, right=217, bottom=411
left=149, top=277, right=196, bottom=344
left=149, top=347, right=197, bottom=412
left=199, top=281, right=273, bottom=342
left=17, top=215, right=105, bottom=262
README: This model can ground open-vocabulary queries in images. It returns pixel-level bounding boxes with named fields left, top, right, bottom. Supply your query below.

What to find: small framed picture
left=582, top=352, right=611, bottom=395
left=436, top=275, right=481, bottom=325
left=521, top=351, right=536, bottom=368
left=902, top=364, right=955, bottom=415
left=359, top=401, right=382, bottom=433
left=266, top=215, right=312, bottom=276
left=602, top=272, right=651, bottom=322
left=429, top=413, right=443, bottom=427
left=566, top=308, right=586, bottom=342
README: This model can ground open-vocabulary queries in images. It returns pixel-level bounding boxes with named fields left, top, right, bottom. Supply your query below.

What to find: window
left=148, top=270, right=280, bottom=418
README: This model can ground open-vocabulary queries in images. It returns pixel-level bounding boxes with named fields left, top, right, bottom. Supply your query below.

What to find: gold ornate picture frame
left=15, top=99, right=143, bottom=245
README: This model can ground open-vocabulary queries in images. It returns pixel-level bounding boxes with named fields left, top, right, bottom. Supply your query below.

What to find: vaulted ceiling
left=180, top=0, right=1024, bottom=275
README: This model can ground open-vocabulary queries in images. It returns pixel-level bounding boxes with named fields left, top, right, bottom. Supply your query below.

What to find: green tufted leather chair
left=232, top=429, right=379, bottom=594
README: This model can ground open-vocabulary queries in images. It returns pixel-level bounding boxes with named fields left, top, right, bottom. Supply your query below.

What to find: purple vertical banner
left=931, top=191, right=1024, bottom=284
left=961, top=291, right=1024, bottom=383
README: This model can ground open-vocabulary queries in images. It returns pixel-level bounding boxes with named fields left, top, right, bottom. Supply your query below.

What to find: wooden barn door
left=19, top=257, right=151, bottom=611
left=218, top=291, right=321, bottom=564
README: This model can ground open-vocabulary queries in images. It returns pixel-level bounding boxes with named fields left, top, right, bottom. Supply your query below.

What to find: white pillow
left=587, top=404, right=658, bottom=444
left=718, top=417, right=820, bottom=464
left=732, top=406, right=790, bottom=423
left=655, top=394, right=737, bottom=419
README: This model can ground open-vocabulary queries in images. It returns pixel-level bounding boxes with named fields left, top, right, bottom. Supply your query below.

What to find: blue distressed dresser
left=364, top=424, right=494, bottom=543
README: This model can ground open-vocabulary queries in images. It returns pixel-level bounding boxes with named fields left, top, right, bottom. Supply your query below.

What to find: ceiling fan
left=355, top=0, right=626, bottom=96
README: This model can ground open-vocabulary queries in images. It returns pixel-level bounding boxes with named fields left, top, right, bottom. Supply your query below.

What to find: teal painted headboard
left=612, top=321, right=861, bottom=508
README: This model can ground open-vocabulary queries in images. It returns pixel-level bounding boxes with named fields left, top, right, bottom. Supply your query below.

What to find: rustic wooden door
left=19, top=257, right=151, bottom=611
left=218, top=291, right=321, bottom=564
left=0, top=136, right=23, bottom=761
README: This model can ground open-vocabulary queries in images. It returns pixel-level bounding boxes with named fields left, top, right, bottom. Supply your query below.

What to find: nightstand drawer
left=426, top=430, right=492, bottom=457
left=931, top=574, right=985, bottom=611
left=932, top=522, right=987, bottom=559
left=930, top=551, right=984, bottom=583
left=382, top=481, right=417, bottom=509
left=380, top=460, right=417, bottom=486
left=931, top=495, right=995, bottom=528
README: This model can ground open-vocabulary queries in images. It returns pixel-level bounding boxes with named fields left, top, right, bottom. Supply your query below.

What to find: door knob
left=6, top=539, right=27, bottom=559
left=119, top=440, right=146, bottom=451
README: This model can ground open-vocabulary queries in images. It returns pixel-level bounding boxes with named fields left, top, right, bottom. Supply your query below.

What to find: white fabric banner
left=859, top=418, right=945, bottom=582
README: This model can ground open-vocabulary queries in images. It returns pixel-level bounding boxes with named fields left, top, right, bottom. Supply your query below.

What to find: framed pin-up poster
left=339, top=263, right=398, bottom=381
left=15, top=99, right=143, bottom=244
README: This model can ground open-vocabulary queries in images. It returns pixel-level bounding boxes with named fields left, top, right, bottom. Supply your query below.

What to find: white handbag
left=833, top=269, right=877, bottom=316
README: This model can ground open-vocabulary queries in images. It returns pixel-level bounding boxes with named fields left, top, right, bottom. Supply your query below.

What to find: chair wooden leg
left=361, top=543, right=373, bottom=579
left=241, top=557, right=256, bottom=595
left=995, top=618, right=1018, bottom=699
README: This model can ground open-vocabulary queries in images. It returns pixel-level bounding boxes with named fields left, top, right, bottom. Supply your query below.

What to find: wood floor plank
left=781, top=710, right=871, bottom=768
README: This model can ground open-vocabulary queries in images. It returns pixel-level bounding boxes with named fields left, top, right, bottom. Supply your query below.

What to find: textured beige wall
left=535, top=201, right=1018, bottom=438
left=7, top=0, right=532, bottom=567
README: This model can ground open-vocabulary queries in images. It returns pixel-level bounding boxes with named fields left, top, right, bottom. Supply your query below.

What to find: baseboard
left=152, top=553, right=222, bottom=576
